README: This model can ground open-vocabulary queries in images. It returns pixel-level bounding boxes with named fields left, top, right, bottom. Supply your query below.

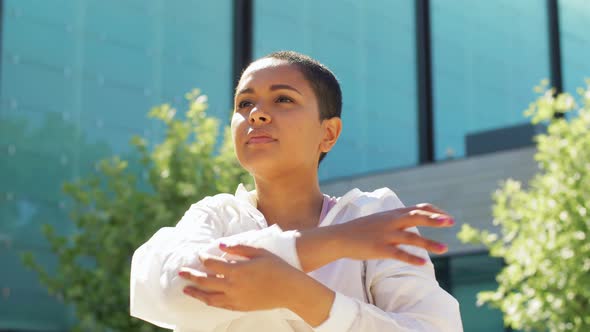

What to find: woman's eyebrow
left=235, top=87, right=254, bottom=97
left=269, top=84, right=302, bottom=96
left=235, top=84, right=302, bottom=97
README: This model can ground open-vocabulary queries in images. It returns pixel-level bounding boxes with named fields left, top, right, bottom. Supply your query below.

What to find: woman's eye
left=276, top=96, right=293, bottom=103
left=237, top=100, right=253, bottom=108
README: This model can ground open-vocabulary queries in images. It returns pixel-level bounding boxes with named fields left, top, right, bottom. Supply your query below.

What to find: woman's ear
left=320, top=117, right=342, bottom=153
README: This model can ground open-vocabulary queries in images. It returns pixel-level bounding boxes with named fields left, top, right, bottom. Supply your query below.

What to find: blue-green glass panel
left=558, top=0, right=590, bottom=93
left=451, top=255, right=505, bottom=332
left=0, top=0, right=233, bottom=329
left=431, top=0, right=550, bottom=161
left=254, top=0, right=418, bottom=180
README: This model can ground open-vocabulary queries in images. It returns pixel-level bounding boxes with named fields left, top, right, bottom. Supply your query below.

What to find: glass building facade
left=430, top=0, right=550, bottom=161
left=559, top=0, right=590, bottom=93
left=254, top=0, right=419, bottom=179
left=1, top=0, right=233, bottom=330
left=1, top=0, right=588, bottom=331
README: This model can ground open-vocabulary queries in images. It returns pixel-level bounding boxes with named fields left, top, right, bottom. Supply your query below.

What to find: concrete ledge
left=320, top=147, right=537, bottom=256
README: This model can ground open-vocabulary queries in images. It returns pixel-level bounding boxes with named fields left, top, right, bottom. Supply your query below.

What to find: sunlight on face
left=231, top=59, right=326, bottom=179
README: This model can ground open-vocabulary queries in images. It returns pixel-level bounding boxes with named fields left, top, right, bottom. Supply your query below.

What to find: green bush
left=459, top=80, right=590, bottom=331
left=22, top=89, right=252, bottom=331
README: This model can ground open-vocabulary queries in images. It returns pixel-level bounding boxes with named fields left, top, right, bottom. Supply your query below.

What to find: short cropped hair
left=258, top=51, right=342, bottom=164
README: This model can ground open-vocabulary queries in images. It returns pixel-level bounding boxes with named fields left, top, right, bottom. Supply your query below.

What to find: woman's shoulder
left=334, top=186, right=405, bottom=213
left=338, top=187, right=401, bottom=205
left=178, top=185, right=264, bottom=231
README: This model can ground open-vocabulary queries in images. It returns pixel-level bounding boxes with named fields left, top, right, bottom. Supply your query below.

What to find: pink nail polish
left=437, top=217, right=454, bottom=225
left=219, top=243, right=228, bottom=248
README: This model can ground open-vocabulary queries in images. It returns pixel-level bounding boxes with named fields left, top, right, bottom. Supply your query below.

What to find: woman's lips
left=247, top=136, right=276, bottom=144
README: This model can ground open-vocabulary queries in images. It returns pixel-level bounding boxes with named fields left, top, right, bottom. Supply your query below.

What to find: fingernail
left=437, top=217, right=454, bottom=225
left=219, top=243, right=228, bottom=248
left=178, top=271, right=187, bottom=277
left=436, top=243, right=448, bottom=251
left=418, top=258, right=427, bottom=264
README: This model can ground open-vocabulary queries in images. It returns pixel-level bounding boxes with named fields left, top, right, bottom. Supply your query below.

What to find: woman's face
left=231, top=58, right=339, bottom=179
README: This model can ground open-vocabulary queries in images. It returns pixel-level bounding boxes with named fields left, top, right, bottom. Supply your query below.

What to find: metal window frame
left=0, top=0, right=3, bottom=95
left=232, top=0, right=253, bottom=96
left=415, top=0, right=434, bottom=164
left=547, top=0, right=563, bottom=95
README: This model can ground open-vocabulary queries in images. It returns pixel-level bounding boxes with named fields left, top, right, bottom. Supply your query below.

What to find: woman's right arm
left=130, top=202, right=241, bottom=331
left=130, top=200, right=302, bottom=331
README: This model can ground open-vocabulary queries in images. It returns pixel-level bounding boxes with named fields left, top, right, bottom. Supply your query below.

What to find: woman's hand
left=297, top=203, right=455, bottom=271
left=335, top=203, right=454, bottom=264
left=178, top=245, right=335, bottom=327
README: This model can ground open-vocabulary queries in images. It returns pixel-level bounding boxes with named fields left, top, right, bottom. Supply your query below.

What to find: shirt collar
left=235, top=183, right=258, bottom=207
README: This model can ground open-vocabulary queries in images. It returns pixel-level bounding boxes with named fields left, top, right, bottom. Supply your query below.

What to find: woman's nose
left=249, top=108, right=271, bottom=124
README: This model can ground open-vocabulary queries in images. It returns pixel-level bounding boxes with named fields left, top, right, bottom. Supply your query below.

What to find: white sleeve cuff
left=313, top=292, right=358, bottom=332
left=246, top=225, right=303, bottom=270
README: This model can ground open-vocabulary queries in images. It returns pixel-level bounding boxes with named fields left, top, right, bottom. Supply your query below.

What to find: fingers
left=392, top=208, right=455, bottom=229
left=388, top=230, right=448, bottom=255
left=178, top=268, right=230, bottom=292
left=183, top=286, right=233, bottom=310
left=199, top=254, right=235, bottom=275
left=414, top=203, right=450, bottom=216
left=388, top=246, right=429, bottom=265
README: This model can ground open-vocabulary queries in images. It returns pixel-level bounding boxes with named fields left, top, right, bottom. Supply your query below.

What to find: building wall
left=430, top=0, right=550, bottom=161
left=559, top=0, right=590, bottom=92
left=0, top=0, right=233, bottom=330
left=254, top=0, right=420, bottom=179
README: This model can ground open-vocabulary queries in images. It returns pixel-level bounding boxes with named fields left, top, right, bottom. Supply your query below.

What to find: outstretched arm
left=295, top=203, right=454, bottom=272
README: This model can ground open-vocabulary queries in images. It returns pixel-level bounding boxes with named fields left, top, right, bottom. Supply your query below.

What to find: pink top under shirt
left=319, top=194, right=338, bottom=223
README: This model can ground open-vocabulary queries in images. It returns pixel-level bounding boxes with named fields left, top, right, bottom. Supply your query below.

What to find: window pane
left=254, top=0, right=419, bottom=180
left=0, top=0, right=233, bottom=329
left=451, top=255, right=505, bottom=332
left=558, top=0, right=590, bottom=93
left=431, top=0, right=550, bottom=161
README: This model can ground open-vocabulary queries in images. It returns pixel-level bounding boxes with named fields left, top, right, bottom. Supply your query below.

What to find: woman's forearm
left=295, top=225, right=345, bottom=273
left=286, top=272, right=336, bottom=327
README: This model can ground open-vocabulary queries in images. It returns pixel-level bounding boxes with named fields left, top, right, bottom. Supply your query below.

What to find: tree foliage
left=459, top=80, right=590, bottom=331
left=22, top=89, right=252, bottom=331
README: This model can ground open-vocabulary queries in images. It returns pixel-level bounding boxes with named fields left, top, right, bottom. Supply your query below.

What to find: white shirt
left=130, top=185, right=463, bottom=331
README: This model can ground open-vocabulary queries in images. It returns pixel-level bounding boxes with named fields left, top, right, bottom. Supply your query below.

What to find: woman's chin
left=241, top=158, right=290, bottom=179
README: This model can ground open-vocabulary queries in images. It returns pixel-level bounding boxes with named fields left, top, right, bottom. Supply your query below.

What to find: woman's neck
left=254, top=173, right=324, bottom=231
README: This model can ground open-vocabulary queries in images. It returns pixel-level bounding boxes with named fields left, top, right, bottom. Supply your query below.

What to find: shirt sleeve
left=314, top=188, right=463, bottom=332
left=313, top=234, right=463, bottom=332
left=129, top=199, right=302, bottom=331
